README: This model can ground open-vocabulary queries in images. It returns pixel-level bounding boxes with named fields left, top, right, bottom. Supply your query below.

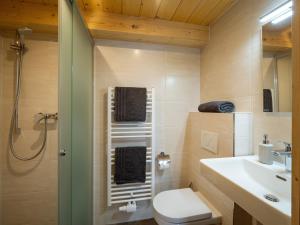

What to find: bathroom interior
left=0, top=0, right=299, bottom=225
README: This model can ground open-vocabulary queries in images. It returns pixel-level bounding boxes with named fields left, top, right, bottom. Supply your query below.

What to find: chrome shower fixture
left=10, top=27, right=32, bottom=52
left=9, top=27, right=57, bottom=161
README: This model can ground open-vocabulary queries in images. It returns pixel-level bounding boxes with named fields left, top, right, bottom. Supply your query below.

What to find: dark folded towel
left=263, top=89, right=273, bottom=112
left=198, top=101, right=235, bottom=113
left=114, top=146, right=147, bottom=185
left=114, top=87, right=147, bottom=122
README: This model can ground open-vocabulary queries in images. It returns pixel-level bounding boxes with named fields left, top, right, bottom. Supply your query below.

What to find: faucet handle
left=34, top=112, right=46, bottom=123
left=280, top=141, right=292, bottom=152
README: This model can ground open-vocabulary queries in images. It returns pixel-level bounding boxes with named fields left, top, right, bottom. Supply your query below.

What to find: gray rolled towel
left=198, top=101, right=235, bottom=113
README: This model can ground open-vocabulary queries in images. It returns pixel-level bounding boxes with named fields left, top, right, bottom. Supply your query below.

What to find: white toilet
left=153, top=188, right=222, bottom=225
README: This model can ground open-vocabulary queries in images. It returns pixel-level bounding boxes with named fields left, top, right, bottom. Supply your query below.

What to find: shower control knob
left=60, top=149, right=67, bottom=156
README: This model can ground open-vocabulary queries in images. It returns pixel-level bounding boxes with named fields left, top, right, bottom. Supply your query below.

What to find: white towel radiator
left=107, top=87, right=155, bottom=206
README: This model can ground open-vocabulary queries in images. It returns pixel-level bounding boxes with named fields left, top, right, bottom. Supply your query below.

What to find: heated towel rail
left=107, top=87, right=155, bottom=206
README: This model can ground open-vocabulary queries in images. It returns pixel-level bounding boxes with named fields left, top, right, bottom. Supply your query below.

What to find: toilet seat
left=153, top=188, right=213, bottom=224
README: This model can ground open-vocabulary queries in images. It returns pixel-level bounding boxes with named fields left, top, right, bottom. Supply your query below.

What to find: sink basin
left=200, top=156, right=291, bottom=225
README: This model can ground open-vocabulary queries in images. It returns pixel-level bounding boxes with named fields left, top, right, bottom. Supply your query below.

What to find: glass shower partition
left=59, top=1, right=93, bottom=225
left=71, top=2, right=93, bottom=225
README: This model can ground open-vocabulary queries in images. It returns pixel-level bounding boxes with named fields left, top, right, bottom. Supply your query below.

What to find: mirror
left=262, top=18, right=292, bottom=112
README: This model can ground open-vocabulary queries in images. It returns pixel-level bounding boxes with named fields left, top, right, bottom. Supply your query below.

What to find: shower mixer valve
left=35, top=112, right=58, bottom=123
left=45, top=112, right=58, bottom=120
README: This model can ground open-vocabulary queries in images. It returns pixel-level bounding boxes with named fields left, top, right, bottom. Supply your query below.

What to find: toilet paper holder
left=157, top=152, right=171, bottom=170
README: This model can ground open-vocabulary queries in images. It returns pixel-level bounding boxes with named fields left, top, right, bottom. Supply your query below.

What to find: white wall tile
left=93, top=40, right=200, bottom=225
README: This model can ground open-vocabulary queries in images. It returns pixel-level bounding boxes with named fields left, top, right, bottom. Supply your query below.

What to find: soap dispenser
left=258, top=134, right=273, bottom=165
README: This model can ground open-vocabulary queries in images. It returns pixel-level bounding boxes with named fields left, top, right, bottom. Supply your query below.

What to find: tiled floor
left=115, top=219, right=158, bottom=225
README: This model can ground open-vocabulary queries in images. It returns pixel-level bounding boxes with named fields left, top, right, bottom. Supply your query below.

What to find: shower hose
left=8, top=49, right=48, bottom=161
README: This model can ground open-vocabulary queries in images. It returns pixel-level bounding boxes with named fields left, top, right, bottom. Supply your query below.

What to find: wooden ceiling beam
left=77, top=1, right=209, bottom=48
left=0, top=0, right=209, bottom=48
left=263, top=28, right=292, bottom=52
left=0, top=1, right=58, bottom=34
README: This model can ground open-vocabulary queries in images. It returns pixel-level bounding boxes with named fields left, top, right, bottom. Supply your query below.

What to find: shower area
left=0, top=27, right=59, bottom=225
left=0, top=1, right=93, bottom=225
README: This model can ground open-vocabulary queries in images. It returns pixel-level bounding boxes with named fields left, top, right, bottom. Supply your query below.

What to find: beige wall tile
left=93, top=40, right=200, bottom=224
left=2, top=191, right=57, bottom=225
left=200, top=0, right=292, bottom=153
left=197, top=0, right=292, bottom=224
left=0, top=37, right=58, bottom=225
left=184, top=113, right=234, bottom=225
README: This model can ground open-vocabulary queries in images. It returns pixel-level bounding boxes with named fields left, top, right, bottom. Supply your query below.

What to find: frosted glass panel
left=59, top=1, right=93, bottom=225
left=71, top=3, right=93, bottom=225
left=59, top=0, right=72, bottom=224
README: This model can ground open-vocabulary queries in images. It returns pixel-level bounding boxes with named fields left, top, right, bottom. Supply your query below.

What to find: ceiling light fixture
left=271, top=10, right=293, bottom=24
left=259, top=1, right=293, bottom=24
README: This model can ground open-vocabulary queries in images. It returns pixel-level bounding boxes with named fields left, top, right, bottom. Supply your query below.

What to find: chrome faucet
left=272, top=142, right=292, bottom=172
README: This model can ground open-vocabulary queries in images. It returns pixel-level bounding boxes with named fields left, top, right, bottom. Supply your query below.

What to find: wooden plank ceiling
left=92, top=0, right=236, bottom=26
left=0, top=0, right=238, bottom=48
left=77, top=0, right=237, bottom=47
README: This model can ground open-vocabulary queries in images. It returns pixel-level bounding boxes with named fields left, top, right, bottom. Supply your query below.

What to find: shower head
left=18, top=27, right=32, bottom=35
left=10, top=27, right=32, bottom=53
left=16, top=27, right=32, bottom=45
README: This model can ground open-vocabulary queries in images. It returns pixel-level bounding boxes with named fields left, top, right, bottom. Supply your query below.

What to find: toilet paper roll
left=157, top=152, right=171, bottom=170
left=158, top=160, right=170, bottom=170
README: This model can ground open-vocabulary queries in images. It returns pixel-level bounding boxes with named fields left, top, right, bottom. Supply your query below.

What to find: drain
left=264, top=194, right=280, bottom=202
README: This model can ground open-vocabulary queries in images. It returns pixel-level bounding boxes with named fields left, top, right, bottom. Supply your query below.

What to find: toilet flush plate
left=201, top=130, right=219, bottom=154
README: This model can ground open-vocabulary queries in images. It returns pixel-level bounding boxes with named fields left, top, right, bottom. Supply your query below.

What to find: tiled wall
left=200, top=0, right=292, bottom=153
left=184, top=113, right=235, bottom=225
left=192, top=0, right=292, bottom=224
left=93, top=40, right=200, bottom=224
left=0, top=36, right=58, bottom=225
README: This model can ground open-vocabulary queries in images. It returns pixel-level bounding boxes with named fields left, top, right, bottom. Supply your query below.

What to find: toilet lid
left=153, top=188, right=212, bottom=224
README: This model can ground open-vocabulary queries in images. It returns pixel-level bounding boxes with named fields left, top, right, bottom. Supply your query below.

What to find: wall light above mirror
left=260, top=1, right=293, bottom=25
left=261, top=1, right=292, bottom=113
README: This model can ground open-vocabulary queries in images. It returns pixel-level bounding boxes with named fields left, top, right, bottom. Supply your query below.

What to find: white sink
left=200, top=156, right=291, bottom=225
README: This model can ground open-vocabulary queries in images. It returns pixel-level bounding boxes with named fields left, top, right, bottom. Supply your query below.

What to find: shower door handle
left=60, top=149, right=67, bottom=156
